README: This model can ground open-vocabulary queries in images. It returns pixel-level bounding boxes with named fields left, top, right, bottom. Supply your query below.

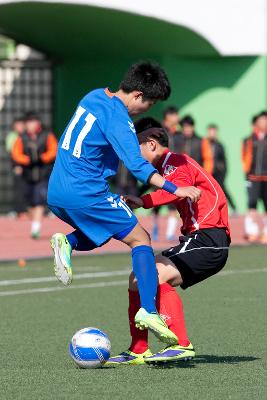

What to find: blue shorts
left=48, top=194, right=138, bottom=247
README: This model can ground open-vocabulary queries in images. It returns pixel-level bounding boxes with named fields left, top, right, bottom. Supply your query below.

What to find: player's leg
left=49, top=205, right=99, bottom=286
left=146, top=229, right=229, bottom=364
left=126, top=256, right=194, bottom=364
left=106, top=282, right=152, bottom=366
left=120, top=222, right=178, bottom=345
left=107, top=255, right=193, bottom=366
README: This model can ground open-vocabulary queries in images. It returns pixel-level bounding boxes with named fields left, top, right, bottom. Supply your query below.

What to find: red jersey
left=141, top=149, right=231, bottom=239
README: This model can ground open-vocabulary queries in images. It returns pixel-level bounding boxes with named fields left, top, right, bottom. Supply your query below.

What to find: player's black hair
left=163, top=106, right=179, bottom=118
left=180, top=115, right=195, bottom=127
left=137, top=127, right=169, bottom=148
left=119, top=61, right=171, bottom=101
left=207, top=123, right=218, bottom=130
left=134, top=117, right=162, bottom=134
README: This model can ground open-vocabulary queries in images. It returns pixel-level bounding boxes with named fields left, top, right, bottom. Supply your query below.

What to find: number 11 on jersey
left=61, top=106, right=97, bottom=158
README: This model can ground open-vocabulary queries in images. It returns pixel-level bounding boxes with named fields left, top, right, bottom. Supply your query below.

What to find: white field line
left=218, top=267, right=267, bottom=276
left=0, top=269, right=131, bottom=287
left=0, top=280, right=129, bottom=297
left=0, top=266, right=266, bottom=288
left=0, top=267, right=266, bottom=297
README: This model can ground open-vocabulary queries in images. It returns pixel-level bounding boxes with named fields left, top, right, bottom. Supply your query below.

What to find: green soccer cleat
left=144, top=343, right=195, bottom=365
left=106, top=349, right=152, bottom=366
left=135, top=308, right=178, bottom=345
left=50, top=233, right=73, bottom=286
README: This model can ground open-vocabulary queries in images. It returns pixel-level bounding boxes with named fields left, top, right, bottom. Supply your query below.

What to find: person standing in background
left=162, top=106, right=181, bottom=153
left=179, top=115, right=213, bottom=172
left=5, top=116, right=27, bottom=217
left=162, top=107, right=182, bottom=241
left=11, top=112, right=57, bottom=238
left=242, top=111, right=267, bottom=244
left=202, top=124, right=237, bottom=213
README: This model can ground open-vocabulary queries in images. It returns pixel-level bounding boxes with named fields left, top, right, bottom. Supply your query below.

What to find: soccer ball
left=69, top=327, right=111, bottom=368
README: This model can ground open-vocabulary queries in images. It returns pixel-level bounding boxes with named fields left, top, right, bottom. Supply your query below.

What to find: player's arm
left=105, top=117, right=157, bottom=183
left=148, top=173, right=200, bottom=202
left=106, top=118, right=200, bottom=201
left=126, top=168, right=200, bottom=208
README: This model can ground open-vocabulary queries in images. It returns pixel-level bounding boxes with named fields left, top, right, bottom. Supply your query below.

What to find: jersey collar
left=156, top=148, right=172, bottom=170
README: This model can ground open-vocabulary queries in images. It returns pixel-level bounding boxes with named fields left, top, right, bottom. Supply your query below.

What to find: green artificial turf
left=0, top=247, right=266, bottom=400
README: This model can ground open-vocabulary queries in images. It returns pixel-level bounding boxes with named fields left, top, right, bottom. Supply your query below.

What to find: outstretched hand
left=121, top=195, right=144, bottom=209
left=175, top=186, right=201, bottom=203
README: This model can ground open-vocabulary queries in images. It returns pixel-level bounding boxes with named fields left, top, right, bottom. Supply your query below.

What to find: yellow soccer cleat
left=50, top=233, right=73, bottom=286
left=106, top=349, right=152, bottom=366
left=135, top=308, right=178, bottom=345
left=144, top=343, right=195, bottom=365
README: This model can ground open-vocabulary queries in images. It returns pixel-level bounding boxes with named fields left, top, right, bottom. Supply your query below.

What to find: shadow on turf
left=148, top=355, right=259, bottom=369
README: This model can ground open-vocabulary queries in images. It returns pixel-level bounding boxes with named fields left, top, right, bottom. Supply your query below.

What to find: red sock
left=156, top=283, right=190, bottom=347
left=128, top=290, right=148, bottom=354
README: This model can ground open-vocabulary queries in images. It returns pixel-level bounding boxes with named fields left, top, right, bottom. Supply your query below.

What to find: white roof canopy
left=0, top=0, right=266, bottom=55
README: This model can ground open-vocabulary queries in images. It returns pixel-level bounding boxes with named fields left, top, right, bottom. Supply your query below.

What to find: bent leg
left=129, top=254, right=189, bottom=347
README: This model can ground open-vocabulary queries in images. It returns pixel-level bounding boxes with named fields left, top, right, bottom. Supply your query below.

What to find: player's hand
left=123, top=195, right=144, bottom=209
left=174, top=186, right=201, bottom=203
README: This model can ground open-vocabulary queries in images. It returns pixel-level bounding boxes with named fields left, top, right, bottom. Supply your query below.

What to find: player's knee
left=155, top=254, right=182, bottom=287
left=124, top=223, right=151, bottom=248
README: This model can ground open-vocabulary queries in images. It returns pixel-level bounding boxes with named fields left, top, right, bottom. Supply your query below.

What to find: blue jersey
left=47, top=88, right=156, bottom=209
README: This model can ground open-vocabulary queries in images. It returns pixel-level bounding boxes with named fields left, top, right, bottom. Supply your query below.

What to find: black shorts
left=246, top=180, right=267, bottom=211
left=162, top=228, right=230, bottom=289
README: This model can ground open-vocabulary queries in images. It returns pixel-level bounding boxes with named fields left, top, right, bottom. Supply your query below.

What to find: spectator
left=162, top=107, right=183, bottom=240
left=180, top=115, right=213, bottom=172
left=203, top=124, right=237, bottom=213
left=11, top=112, right=57, bottom=238
left=5, top=116, right=27, bottom=216
left=162, top=106, right=182, bottom=153
left=112, top=163, right=138, bottom=197
left=242, top=111, right=267, bottom=243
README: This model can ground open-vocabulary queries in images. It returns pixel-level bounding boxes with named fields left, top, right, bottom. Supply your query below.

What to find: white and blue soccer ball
left=69, top=327, right=111, bottom=368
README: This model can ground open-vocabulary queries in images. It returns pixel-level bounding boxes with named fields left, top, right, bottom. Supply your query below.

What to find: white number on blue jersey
left=61, top=106, right=97, bottom=158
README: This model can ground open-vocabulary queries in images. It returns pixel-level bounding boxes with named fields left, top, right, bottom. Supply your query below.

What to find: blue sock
left=131, top=245, right=158, bottom=313
left=67, top=230, right=97, bottom=251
